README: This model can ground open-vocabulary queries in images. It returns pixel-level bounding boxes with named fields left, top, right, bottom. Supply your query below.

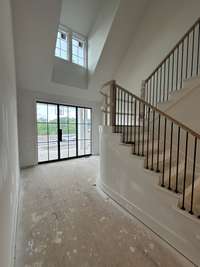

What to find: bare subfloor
left=15, top=157, right=192, bottom=267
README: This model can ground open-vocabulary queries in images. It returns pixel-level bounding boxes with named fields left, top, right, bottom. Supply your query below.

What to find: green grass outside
left=37, top=119, right=76, bottom=135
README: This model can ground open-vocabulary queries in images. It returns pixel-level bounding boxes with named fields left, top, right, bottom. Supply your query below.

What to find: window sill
left=54, top=56, right=87, bottom=70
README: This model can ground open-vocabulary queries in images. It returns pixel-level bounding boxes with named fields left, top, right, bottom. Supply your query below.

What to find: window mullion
left=85, top=40, right=88, bottom=68
left=55, top=26, right=87, bottom=67
left=68, top=31, right=72, bottom=63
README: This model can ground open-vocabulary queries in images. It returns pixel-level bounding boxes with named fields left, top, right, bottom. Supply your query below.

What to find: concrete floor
left=15, top=157, right=192, bottom=267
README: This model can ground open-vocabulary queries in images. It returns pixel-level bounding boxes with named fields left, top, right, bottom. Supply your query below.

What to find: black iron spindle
left=156, top=71, right=159, bottom=105
left=189, top=137, right=197, bottom=214
left=152, top=75, right=155, bottom=106
left=146, top=107, right=150, bottom=168
left=180, top=41, right=184, bottom=89
left=197, top=22, right=200, bottom=75
left=134, top=99, right=137, bottom=153
left=171, top=52, right=174, bottom=92
left=186, top=35, right=189, bottom=79
left=160, top=67, right=162, bottom=102
left=167, top=58, right=170, bottom=100
left=127, top=94, right=130, bottom=143
left=131, top=96, right=133, bottom=143
left=112, top=83, right=117, bottom=133
left=191, top=28, right=195, bottom=77
left=176, top=46, right=179, bottom=90
left=115, top=87, right=118, bottom=131
left=156, top=114, right=161, bottom=172
left=168, top=122, right=173, bottom=190
left=124, top=92, right=128, bottom=143
left=163, top=61, right=166, bottom=102
left=151, top=110, right=155, bottom=170
left=142, top=103, right=145, bottom=156
left=120, top=89, right=123, bottom=133
left=149, top=79, right=152, bottom=105
left=181, top=132, right=189, bottom=210
left=161, top=118, right=167, bottom=187
left=138, top=102, right=141, bottom=154
left=118, top=87, right=120, bottom=132
left=175, top=126, right=180, bottom=193
left=123, top=91, right=126, bottom=142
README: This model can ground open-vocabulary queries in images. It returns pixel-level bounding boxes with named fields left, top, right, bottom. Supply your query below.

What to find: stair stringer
left=121, top=116, right=200, bottom=195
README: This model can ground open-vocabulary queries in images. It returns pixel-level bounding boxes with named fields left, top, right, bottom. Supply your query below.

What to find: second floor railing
left=144, top=17, right=200, bottom=106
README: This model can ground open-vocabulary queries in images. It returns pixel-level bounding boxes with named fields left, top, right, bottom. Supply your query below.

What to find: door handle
left=58, top=129, right=62, bottom=142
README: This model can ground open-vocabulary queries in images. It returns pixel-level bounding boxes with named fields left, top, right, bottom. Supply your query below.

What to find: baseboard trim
left=11, top=174, right=20, bottom=267
left=97, top=180, right=196, bottom=267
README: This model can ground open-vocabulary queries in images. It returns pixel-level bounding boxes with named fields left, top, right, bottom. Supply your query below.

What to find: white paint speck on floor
left=15, top=156, right=192, bottom=267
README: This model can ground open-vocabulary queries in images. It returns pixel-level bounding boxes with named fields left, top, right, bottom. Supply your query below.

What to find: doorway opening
left=36, top=102, right=92, bottom=163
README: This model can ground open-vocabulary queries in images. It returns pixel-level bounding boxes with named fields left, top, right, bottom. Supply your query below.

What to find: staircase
left=100, top=18, right=200, bottom=220
left=101, top=80, right=200, bottom=220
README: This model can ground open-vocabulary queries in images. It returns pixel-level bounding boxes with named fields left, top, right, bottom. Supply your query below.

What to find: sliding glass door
left=36, top=102, right=92, bottom=163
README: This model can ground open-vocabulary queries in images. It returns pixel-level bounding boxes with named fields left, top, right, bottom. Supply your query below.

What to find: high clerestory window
left=55, top=26, right=87, bottom=68
left=55, top=30, right=68, bottom=60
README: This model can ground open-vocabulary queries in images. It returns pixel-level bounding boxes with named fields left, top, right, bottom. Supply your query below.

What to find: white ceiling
left=60, top=0, right=105, bottom=36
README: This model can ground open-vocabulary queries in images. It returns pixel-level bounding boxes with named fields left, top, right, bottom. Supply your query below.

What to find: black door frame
left=36, top=101, right=92, bottom=164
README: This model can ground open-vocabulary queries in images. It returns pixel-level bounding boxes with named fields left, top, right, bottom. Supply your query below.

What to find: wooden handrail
left=101, top=80, right=115, bottom=89
left=116, top=83, right=200, bottom=139
left=101, top=80, right=200, bottom=140
left=100, top=91, right=108, bottom=97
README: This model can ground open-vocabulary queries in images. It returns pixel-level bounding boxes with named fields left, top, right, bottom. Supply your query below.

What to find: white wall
left=115, top=0, right=200, bottom=95
left=18, top=89, right=101, bottom=168
left=88, top=0, right=148, bottom=94
left=0, top=0, right=19, bottom=266
left=88, top=0, right=119, bottom=74
left=99, top=126, right=200, bottom=266
left=167, top=82, right=200, bottom=133
left=52, top=57, right=88, bottom=89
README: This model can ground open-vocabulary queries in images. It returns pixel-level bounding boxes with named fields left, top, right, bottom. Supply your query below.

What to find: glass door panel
left=59, top=105, right=77, bottom=159
left=37, top=122, right=48, bottom=162
left=68, top=107, right=77, bottom=158
left=77, top=108, right=92, bottom=156
left=36, top=103, right=59, bottom=163
left=48, top=104, right=58, bottom=160
left=59, top=106, right=69, bottom=159
left=37, top=102, right=92, bottom=163
left=59, top=124, right=69, bottom=158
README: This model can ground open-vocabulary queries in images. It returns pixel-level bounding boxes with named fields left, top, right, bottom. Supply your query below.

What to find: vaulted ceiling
left=12, top=0, right=148, bottom=101
left=60, top=0, right=106, bottom=36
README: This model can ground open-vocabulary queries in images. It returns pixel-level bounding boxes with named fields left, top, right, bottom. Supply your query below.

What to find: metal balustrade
left=101, top=80, right=200, bottom=218
left=144, top=18, right=200, bottom=106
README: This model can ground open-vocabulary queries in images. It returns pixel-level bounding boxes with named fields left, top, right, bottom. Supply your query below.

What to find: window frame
left=36, top=101, right=92, bottom=164
left=55, top=26, right=69, bottom=61
left=72, top=32, right=87, bottom=67
left=55, top=25, right=88, bottom=68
